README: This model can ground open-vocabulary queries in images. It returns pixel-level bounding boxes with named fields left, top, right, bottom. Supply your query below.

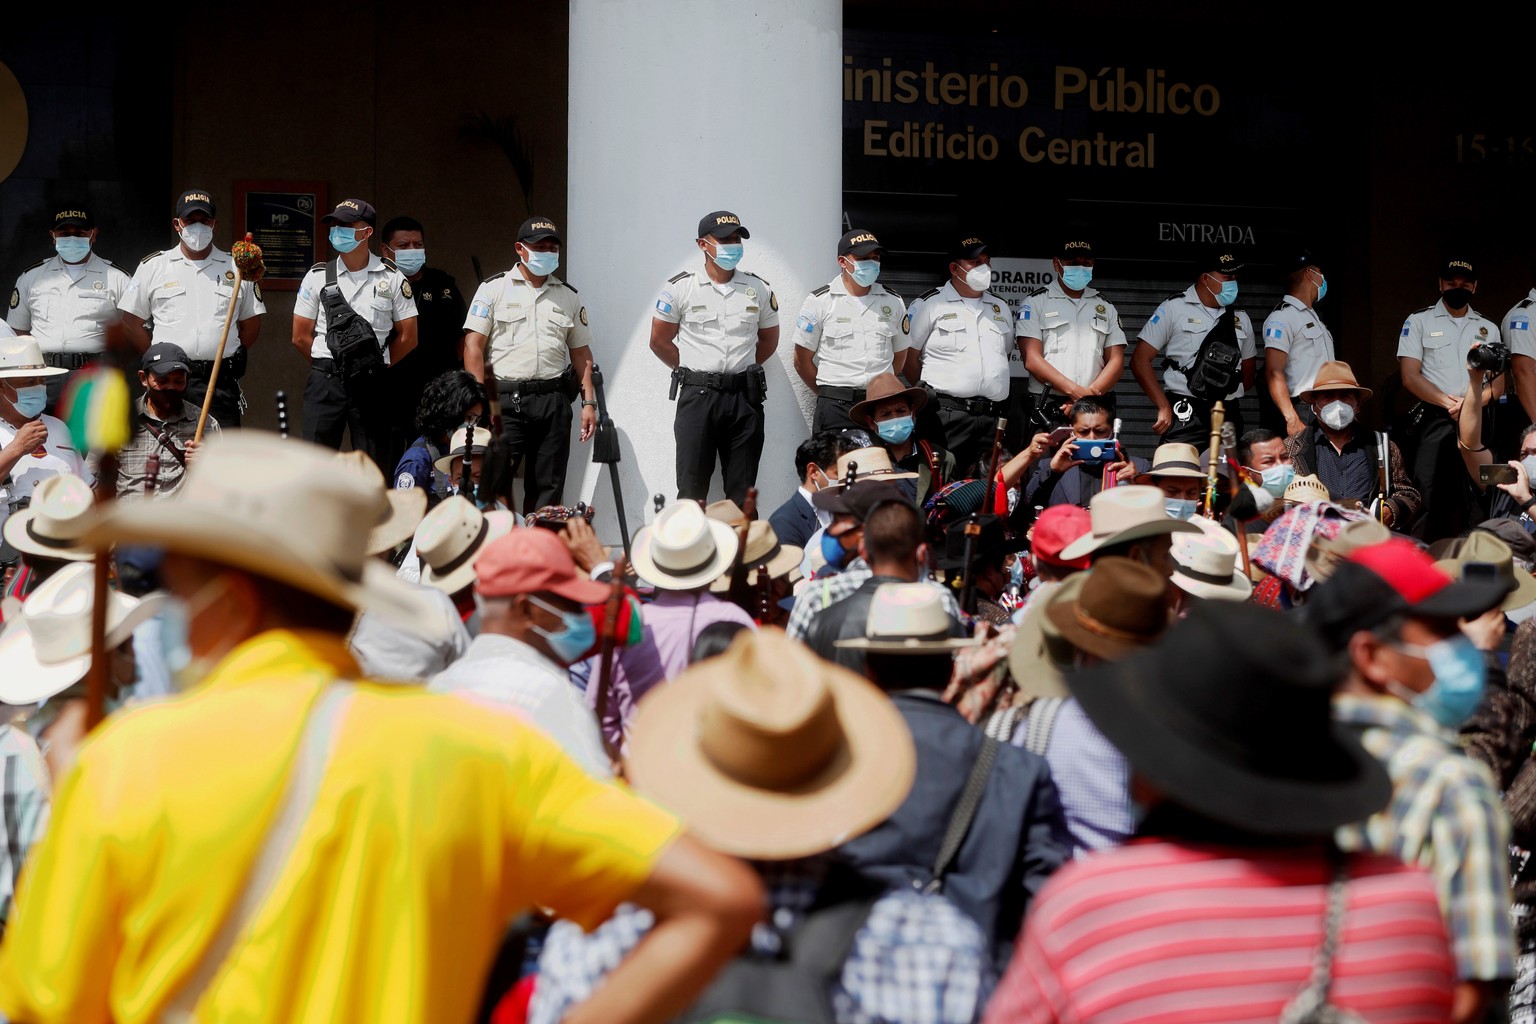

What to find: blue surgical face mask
left=820, top=529, right=851, bottom=570
left=710, top=241, right=744, bottom=270
left=1214, top=279, right=1239, bottom=306
left=1164, top=498, right=1198, bottom=521
left=528, top=595, right=597, bottom=665
left=521, top=247, right=560, bottom=276
left=1391, top=634, right=1488, bottom=729
left=1060, top=266, right=1093, bottom=291
left=54, top=236, right=92, bottom=263
left=391, top=248, right=427, bottom=275
left=1314, top=274, right=1328, bottom=303
left=9, top=384, right=46, bottom=419
left=876, top=415, right=914, bottom=445
left=1008, top=556, right=1024, bottom=592
left=329, top=226, right=363, bottom=253
left=1260, top=462, right=1295, bottom=498
left=154, top=575, right=229, bottom=690
left=845, top=259, right=881, bottom=287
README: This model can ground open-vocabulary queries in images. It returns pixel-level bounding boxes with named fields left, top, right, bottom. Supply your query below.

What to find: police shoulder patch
left=8, top=288, right=17, bottom=309
left=810, top=284, right=830, bottom=297
left=668, top=271, right=691, bottom=284
left=579, top=306, right=588, bottom=326
left=396, top=472, right=416, bottom=489
left=254, top=283, right=263, bottom=302
left=901, top=313, right=911, bottom=334
left=770, top=291, right=778, bottom=311
left=401, top=280, right=413, bottom=298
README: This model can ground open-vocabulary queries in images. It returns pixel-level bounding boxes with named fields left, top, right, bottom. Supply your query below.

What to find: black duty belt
left=818, top=385, right=866, bottom=403
left=934, top=391, right=1006, bottom=417
left=679, top=368, right=751, bottom=392
left=42, top=352, right=94, bottom=370
left=186, top=351, right=246, bottom=380
left=496, top=375, right=567, bottom=396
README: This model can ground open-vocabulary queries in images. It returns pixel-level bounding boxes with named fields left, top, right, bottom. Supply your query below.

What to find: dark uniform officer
left=650, top=210, right=781, bottom=504
left=118, top=189, right=266, bottom=428
left=380, top=215, right=467, bottom=474
left=292, top=199, right=418, bottom=471
left=463, top=216, right=595, bottom=515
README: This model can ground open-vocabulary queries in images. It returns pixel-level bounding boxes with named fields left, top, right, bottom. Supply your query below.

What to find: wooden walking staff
left=594, top=555, right=629, bottom=766
left=1202, top=401, right=1226, bottom=519
left=194, top=234, right=265, bottom=443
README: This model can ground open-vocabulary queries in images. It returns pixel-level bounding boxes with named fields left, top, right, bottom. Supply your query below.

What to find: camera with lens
left=1468, top=341, right=1511, bottom=374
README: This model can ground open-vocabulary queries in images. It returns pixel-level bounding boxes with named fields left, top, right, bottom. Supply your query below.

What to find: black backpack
left=1181, top=308, right=1243, bottom=402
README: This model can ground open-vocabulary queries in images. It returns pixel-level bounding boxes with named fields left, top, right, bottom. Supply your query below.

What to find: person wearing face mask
left=767, top=431, right=839, bottom=549
left=650, top=210, right=780, bottom=504
left=464, top=216, right=595, bottom=515
left=1281, top=360, right=1421, bottom=531
left=849, top=372, right=955, bottom=507
left=1262, top=250, right=1335, bottom=438
left=378, top=216, right=466, bottom=476
left=0, top=336, right=87, bottom=541
left=293, top=198, right=419, bottom=471
left=1018, top=237, right=1128, bottom=432
left=118, top=190, right=266, bottom=429
left=7, top=206, right=132, bottom=408
left=792, top=229, right=911, bottom=433
left=1399, top=258, right=1502, bottom=542
left=89, top=343, right=217, bottom=502
left=1131, top=248, right=1257, bottom=446
left=903, top=235, right=1015, bottom=470
left=1137, top=443, right=1207, bottom=522
left=1021, top=396, right=1148, bottom=514
left=1307, top=537, right=1516, bottom=1024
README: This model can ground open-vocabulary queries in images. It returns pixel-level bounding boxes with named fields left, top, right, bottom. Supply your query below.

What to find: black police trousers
left=674, top=385, right=764, bottom=505
left=501, top=390, right=573, bottom=516
left=303, top=359, right=390, bottom=472
left=1405, top=405, right=1475, bottom=541
left=185, top=368, right=243, bottom=430
left=813, top=392, right=861, bottom=434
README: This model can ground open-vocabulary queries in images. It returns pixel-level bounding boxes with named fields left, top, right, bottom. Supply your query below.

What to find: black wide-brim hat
left=1067, top=600, right=1391, bottom=836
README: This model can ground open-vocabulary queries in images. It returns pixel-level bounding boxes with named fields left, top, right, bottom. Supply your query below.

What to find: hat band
left=1176, top=563, right=1237, bottom=587
left=430, top=518, right=490, bottom=578
left=868, top=628, right=952, bottom=643
left=8, top=362, right=47, bottom=372
left=654, top=544, right=722, bottom=579
left=26, top=519, right=82, bottom=549
left=1154, top=461, right=1201, bottom=473
left=1074, top=604, right=1161, bottom=644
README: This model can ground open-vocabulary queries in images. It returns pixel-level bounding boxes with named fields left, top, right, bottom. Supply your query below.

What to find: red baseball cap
left=1031, top=506, right=1092, bottom=570
left=473, top=528, right=610, bottom=605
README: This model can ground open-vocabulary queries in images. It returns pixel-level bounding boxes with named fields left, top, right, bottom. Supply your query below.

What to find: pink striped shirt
left=986, top=839, right=1454, bottom=1024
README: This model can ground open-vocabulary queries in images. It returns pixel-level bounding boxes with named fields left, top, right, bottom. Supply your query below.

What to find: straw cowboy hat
left=1283, top=473, right=1331, bottom=505
left=710, top=519, right=803, bottom=594
left=632, top=501, right=739, bottom=591
left=433, top=425, right=493, bottom=476
left=3, top=474, right=94, bottom=562
left=332, top=450, right=427, bottom=555
left=1141, top=443, right=1206, bottom=480
left=1057, top=485, right=1200, bottom=562
left=1434, top=531, right=1536, bottom=612
left=81, top=434, right=442, bottom=630
left=415, top=496, right=517, bottom=594
left=0, top=336, right=67, bottom=379
left=627, top=627, right=916, bottom=859
left=1171, top=516, right=1254, bottom=602
left=834, top=582, right=979, bottom=652
left=820, top=446, right=918, bottom=491
left=1298, top=361, right=1372, bottom=404
left=1045, top=556, right=1171, bottom=661
left=848, top=372, right=928, bottom=430
left=0, top=562, right=164, bottom=705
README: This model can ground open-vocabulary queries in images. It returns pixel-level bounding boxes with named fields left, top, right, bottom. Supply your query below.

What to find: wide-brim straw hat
left=627, top=627, right=916, bottom=859
left=1434, top=531, right=1536, bottom=612
left=1045, top=556, right=1170, bottom=660
left=416, top=497, right=517, bottom=595
left=0, top=562, right=164, bottom=705
left=1171, top=516, right=1254, bottom=602
left=633, top=501, right=739, bottom=590
left=820, top=446, right=918, bottom=492
left=1299, top=361, right=1372, bottom=403
left=834, top=581, right=979, bottom=652
left=1007, top=574, right=1086, bottom=700
left=0, top=336, right=68, bottom=379
left=1057, top=485, right=1200, bottom=562
left=1283, top=473, right=1331, bottom=505
left=433, top=425, right=493, bottom=476
left=710, top=519, right=802, bottom=594
left=849, top=372, right=929, bottom=429
left=1141, top=442, right=1206, bottom=480
left=82, top=434, right=449, bottom=632
left=3, top=473, right=95, bottom=562
left=332, top=450, right=427, bottom=555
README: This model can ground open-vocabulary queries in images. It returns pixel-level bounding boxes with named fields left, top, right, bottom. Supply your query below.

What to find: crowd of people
left=1, top=186, right=1535, bottom=1023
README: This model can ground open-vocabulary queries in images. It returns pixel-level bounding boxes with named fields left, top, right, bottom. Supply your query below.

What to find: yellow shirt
left=0, top=629, right=680, bottom=1023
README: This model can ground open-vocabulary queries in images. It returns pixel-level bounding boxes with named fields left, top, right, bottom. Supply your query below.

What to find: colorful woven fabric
left=1252, top=501, right=1369, bottom=593
left=925, top=478, right=985, bottom=529
left=57, top=364, right=131, bottom=455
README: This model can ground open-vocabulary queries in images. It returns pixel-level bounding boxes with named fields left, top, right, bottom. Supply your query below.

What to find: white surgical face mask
left=963, top=264, right=993, bottom=291
left=1318, top=399, right=1356, bottom=431
left=179, top=222, right=213, bottom=251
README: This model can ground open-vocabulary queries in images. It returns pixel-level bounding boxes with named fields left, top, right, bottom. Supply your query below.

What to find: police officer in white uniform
left=463, top=216, right=596, bottom=515
left=1503, top=279, right=1536, bottom=428
left=0, top=335, right=89, bottom=538
left=904, top=235, right=1015, bottom=470
left=1398, top=257, right=1500, bottom=539
left=1261, top=250, right=1335, bottom=437
left=1131, top=249, right=1257, bottom=446
left=7, top=206, right=131, bottom=406
left=650, top=210, right=780, bottom=504
left=292, top=198, right=418, bottom=470
left=119, top=189, right=266, bottom=429
left=1018, top=237, right=1127, bottom=430
left=792, top=228, right=909, bottom=433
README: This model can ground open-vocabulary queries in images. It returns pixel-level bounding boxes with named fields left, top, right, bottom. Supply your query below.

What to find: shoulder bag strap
left=141, top=418, right=188, bottom=468
left=1022, top=696, right=1066, bottom=756
left=161, top=683, right=355, bottom=1022
left=923, top=735, right=999, bottom=895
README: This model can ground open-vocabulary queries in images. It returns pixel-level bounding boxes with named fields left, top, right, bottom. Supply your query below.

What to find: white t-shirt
left=0, top=413, right=91, bottom=533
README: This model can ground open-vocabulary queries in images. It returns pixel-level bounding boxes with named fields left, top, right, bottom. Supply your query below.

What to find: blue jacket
left=768, top=490, right=818, bottom=550
left=1022, top=454, right=1152, bottom=512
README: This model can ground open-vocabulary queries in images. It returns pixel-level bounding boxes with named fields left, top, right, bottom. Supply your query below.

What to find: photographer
left=1020, top=396, right=1147, bottom=514
left=1456, top=342, right=1536, bottom=525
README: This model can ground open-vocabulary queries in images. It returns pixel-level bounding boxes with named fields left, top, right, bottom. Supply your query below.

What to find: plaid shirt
left=1335, top=692, right=1516, bottom=981
left=529, top=859, right=996, bottom=1024
left=0, top=724, right=51, bottom=929
left=786, top=560, right=962, bottom=643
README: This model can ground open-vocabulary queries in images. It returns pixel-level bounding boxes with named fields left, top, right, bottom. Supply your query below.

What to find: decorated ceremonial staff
left=194, top=235, right=264, bottom=442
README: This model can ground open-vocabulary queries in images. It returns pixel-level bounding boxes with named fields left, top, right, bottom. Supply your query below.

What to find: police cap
left=176, top=189, right=216, bottom=220
left=1197, top=248, right=1245, bottom=276
left=52, top=206, right=94, bottom=230
left=952, top=236, right=988, bottom=262
left=698, top=211, right=750, bottom=240
left=322, top=198, right=377, bottom=227
left=1278, top=249, right=1322, bottom=275
left=839, top=229, right=882, bottom=257
left=1058, top=238, right=1095, bottom=261
left=1440, top=257, right=1477, bottom=280
left=518, top=216, right=562, bottom=245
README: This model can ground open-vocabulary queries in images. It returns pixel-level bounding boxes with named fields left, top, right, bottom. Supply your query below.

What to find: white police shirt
left=907, top=280, right=1014, bottom=402
left=7, top=253, right=131, bottom=354
left=1261, top=295, right=1335, bottom=396
left=0, top=414, right=91, bottom=533
left=1396, top=299, right=1499, bottom=398
left=1136, top=286, right=1256, bottom=400
left=653, top=268, right=779, bottom=373
left=295, top=255, right=417, bottom=365
left=119, top=246, right=267, bottom=360
left=1503, top=290, right=1536, bottom=364
left=463, top=266, right=592, bottom=381
left=793, top=276, right=909, bottom=387
left=1015, top=280, right=1127, bottom=395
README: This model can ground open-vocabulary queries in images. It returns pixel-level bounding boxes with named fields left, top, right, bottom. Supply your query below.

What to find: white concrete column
left=567, top=0, right=841, bottom=544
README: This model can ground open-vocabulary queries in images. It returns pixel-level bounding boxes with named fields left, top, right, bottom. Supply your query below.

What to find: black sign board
left=234, top=181, right=326, bottom=290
